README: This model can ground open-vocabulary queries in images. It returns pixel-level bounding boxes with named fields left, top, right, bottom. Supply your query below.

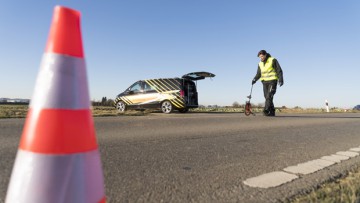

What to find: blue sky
left=0, top=1, right=359, bottom=108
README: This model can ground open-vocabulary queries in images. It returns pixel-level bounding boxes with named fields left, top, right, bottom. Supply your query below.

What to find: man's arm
left=273, top=59, right=284, bottom=85
left=253, top=66, right=261, bottom=81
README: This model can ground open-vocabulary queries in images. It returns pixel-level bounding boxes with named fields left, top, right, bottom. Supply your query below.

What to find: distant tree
left=105, top=99, right=114, bottom=106
left=91, top=97, right=114, bottom=107
left=91, top=100, right=100, bottom=106
left=232, top=101, right=240, bottom=108
left=257, top=103, right=265, bottom=108
left=101, top=97, right=107, bottom=105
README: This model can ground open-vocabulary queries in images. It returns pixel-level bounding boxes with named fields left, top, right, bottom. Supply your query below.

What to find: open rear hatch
left=182, top=72, right=215, bottom=81
left=181, top=72, right=215, bottom=107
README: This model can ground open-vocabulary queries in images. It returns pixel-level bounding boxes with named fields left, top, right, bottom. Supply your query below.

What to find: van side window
left=129, top=82, right=142, bottom=93
left=144, top=82, right=156, bottom=92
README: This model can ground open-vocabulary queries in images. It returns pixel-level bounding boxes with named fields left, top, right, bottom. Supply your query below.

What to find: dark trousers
left=262, top=80, right=277, bottom=115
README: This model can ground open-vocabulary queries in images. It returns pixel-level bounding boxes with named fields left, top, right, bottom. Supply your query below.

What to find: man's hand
left=279, top=80, right=283, bottom=87
left=252, top=79, right=256, bottom=85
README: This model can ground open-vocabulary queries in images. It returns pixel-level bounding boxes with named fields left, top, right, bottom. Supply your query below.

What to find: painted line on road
left=321, top=154, right=349, bottom=163
left=349, top=148, right=360, bottom=152
left=336, top=151, right=359, bottom=157
left=243, top=147, right=360, bottom=189
left=243, top=171, right=298, bottom=188
left=283, top=159, right=335, bottom=175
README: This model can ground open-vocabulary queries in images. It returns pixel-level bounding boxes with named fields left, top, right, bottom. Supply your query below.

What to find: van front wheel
left=161, top=101, right=173, bottom=114
left=116, top=101, right=126, bottom=112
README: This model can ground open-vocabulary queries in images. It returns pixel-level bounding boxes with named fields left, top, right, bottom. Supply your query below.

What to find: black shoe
left=263, top=110, right=275, bottom=117
left=263, top=110, right=269, bottom=116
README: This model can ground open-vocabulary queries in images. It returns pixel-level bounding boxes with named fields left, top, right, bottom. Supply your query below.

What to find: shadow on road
left=150, top=111, right=244, bottom=114
left=277, top=115, right=360, bottom=119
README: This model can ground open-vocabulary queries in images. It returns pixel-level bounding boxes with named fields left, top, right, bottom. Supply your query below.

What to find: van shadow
left=186, top=111, right=243, bottom=114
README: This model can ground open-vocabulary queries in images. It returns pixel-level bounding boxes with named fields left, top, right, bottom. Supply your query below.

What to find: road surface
left=1, top=113, right=360, bottom=202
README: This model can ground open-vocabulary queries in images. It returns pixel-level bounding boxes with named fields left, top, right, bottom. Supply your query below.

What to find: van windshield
left=129, top=82, right=142, bottom=93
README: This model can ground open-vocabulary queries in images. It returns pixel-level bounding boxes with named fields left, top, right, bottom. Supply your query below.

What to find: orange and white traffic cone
left=6, top=6, right=106, bottom=203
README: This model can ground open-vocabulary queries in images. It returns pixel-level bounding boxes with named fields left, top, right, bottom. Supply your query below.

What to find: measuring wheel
left=244, top=84, right=255, bottom=116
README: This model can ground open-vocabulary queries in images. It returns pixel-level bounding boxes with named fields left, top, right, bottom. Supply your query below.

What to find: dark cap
left=257, top=50, right=267, bottom=57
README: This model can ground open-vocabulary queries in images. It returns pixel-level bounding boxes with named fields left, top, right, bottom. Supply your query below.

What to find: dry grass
left=91, top=106, right=154, bottom=116
left=0, top=105, right=29, bottom=118
left=0, top=105, right=152, bottom=118
left=290, top=169, right=360, bottom=203
left=1, top=105, right=358, bottom=119
left=91, top=106, right=119, bottom=117
left=190, top=107, right=358, bottom=114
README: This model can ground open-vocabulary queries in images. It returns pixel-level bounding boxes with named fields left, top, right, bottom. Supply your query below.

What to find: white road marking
left=283, top=159, right=335, bottom=175
left=244, top=146, right=360, bottom=188
left=243, top=171, right=298, bottom=188
left=349, top=148, right=360, bottom=152
left=336, top=151, right=359, bottom=157
left=321, top=154, right=349, bottom=163
left=313, top=159, right=336, bottom=167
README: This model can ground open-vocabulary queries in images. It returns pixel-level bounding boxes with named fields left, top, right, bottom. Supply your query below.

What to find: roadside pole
left=325, top=99, right=330, bottom=113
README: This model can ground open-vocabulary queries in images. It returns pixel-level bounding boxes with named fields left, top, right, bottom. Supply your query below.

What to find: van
left=114, top=72, right=215, bottom=113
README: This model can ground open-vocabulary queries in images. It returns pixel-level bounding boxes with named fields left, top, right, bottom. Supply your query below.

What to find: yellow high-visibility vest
left=259, top=57, right=278, bottom=81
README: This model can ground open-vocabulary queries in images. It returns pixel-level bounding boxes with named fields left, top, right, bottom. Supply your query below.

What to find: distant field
left=0, top=105, right=147, bottom=118
left=190, top=107, right=356, bottom=114
left=0, top=104, right=358, bottom=119
left=0, top=105, right=117, bottom=118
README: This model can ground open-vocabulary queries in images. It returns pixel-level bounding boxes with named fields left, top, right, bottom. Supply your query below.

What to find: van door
left=123, top=81, right=145, bottom=107
left=182, top=72, right=215, bottom=81
left=141, top=81, right=161, bottom=108
left=181, top=72, right=215, bottom=107
left=183, top=79, right=198, bottom=106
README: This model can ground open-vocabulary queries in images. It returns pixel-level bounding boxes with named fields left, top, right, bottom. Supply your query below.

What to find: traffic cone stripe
left=31, top=53, right=90, bottom=109
left=46, top=6, right=84, bottom=58
left=6, top=149, right=105, bottom=203
left=20, top=109, right=98, bottom=154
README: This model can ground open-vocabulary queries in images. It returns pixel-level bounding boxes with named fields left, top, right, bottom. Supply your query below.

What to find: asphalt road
left=1, top=113, right=360, bottom=202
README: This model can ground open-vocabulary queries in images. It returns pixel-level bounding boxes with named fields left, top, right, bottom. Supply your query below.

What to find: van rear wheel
left=161, top=101, right=173, bottom=114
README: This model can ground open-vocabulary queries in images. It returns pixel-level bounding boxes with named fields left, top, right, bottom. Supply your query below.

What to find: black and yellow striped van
left=114, top=72, right=215, bottom=113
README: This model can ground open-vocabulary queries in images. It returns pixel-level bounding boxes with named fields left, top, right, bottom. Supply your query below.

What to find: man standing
left=252, top=50, right=284, bottom=116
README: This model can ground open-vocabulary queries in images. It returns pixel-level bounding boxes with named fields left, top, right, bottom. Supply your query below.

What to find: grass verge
left=0, top=105, right=152, bottom=118
left=1, top=105, right=359, bottom=118
left=290, top=168, right=360, bottom=203
left=0, top=105, right=29, bottom=118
